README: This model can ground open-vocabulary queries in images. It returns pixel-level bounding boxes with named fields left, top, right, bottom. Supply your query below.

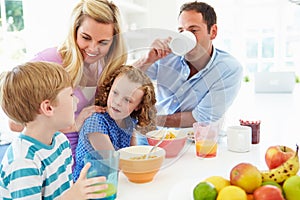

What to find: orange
left=217, top=186, right=247, bottom=200
left=247, top=194, right=254, bottom=200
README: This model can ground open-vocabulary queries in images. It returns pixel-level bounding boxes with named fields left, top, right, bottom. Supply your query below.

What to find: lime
left=193, top=181, right=218, bottom=200
left=204, top=176, right=230, bottom=193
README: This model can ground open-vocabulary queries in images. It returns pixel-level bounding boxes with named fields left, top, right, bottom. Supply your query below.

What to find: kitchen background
left=1, top=0, right=300, bottom=141
left=1, top=0, right=300, bottom=76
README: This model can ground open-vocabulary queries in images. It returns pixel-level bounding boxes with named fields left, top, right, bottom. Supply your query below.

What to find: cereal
left=129, top=155, right=157, bottom=160
left=164, top=131, right=176, bottom=139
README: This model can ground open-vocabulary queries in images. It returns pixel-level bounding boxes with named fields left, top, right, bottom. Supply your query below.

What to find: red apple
left=265, top=145, right=294, bottom=169
left=230, top=162, right=262, bottom=193
left=254, top=185, right=285, bottom=200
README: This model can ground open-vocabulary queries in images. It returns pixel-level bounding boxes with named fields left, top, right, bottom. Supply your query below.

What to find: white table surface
left=0, top=83, right=299, bottom=200
left=116, top=83, right=300, bottom=200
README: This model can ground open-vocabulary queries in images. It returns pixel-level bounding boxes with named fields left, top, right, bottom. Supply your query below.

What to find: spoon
left=145, top=129, right=167, bottom=159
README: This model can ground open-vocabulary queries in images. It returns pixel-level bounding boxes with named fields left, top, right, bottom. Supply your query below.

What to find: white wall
left=22, top=0, right=77, bottom=57
left=21, top=0, right=178, bottom=57
left=10, top=0, right=300, bottom=75
left=146, top=0, right=178, bottom=30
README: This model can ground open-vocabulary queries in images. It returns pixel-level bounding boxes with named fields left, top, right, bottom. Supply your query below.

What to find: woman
left=9, top=0, right=127, bottom=163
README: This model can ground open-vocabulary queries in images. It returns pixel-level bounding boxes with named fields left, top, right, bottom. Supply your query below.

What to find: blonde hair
left=58, top=0, right=127, bottom=86
left=0, top=61, right=73, bottom=125
left=95, top=65, right=157, bottom=128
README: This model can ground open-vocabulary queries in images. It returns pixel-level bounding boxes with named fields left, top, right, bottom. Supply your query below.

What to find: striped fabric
left=0, top=132, right=73, bottom=199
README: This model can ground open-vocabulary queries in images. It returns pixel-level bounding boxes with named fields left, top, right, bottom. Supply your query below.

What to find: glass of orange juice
left=193, top=121, right=221, bottom=158
left=195, top=140, right=217, bottom=157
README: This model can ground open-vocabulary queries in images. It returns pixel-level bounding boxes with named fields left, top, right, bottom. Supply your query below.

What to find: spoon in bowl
left=145, top=129, right=167, bottom=159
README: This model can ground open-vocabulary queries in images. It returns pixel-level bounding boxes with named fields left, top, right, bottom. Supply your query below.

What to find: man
left=134, top=1, right=243, bottom=127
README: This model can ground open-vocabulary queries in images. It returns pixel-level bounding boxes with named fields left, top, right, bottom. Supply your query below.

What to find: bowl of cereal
left=118, top=145, right=165, bottom=183
left=146, top=129, right=188, bottom=158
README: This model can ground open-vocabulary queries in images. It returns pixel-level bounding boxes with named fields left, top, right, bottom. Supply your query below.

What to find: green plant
left=243, top=75, right=250, bottom=82
left=295, top=75, right=300, bottom=83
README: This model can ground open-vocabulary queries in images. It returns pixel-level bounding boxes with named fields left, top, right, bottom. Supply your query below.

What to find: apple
left=230, top=162, right=262, bottom=193
left=253, top=185, right=285, bottom=200
left=265, top=145, right=294, bottom=169
left=261, top=180, right=282, bottom=189
left=261, top=181, right=283, bottom=195
left=283, top=175, right=300, bottom=200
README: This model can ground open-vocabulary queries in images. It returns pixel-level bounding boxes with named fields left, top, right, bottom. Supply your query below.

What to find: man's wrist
left=132, top=56, right=152, bottom=71
left=156, top=115, right=167, bottom=127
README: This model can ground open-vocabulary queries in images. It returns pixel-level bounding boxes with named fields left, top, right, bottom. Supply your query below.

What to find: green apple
left=261, top=181, right=283, bottom=194
left=283, top=175, right=300, bottom=200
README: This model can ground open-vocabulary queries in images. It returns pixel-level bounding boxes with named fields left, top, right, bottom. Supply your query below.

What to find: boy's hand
left=62, top=162, right=108, bottom=200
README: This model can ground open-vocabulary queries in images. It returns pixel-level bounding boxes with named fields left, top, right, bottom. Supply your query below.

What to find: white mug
left=227, top=126, right=251, bottom=152
left=169, top=31, right=196, bottom=56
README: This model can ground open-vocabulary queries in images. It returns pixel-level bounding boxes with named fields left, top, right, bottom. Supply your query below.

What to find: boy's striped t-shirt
left=0, top=132, right=73, bottom=199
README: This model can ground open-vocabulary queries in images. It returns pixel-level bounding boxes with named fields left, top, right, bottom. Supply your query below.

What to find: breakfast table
left=116, top=83, right=300, bottom=200
left=0, top=83, right=299, bottom=200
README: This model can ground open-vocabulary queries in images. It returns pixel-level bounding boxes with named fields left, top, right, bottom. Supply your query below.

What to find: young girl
left=73, top=65, right=156, bottom=181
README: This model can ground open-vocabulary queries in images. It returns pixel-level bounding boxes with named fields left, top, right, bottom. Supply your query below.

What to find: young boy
left=0, top=61, right=108, bottom=199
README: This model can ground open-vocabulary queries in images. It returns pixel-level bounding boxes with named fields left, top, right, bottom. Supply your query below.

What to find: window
left=1, top=0, right=300, bottom=77
left=199, top=0, right=300, bottom=79
left=0, top=0, right=25, bottom=71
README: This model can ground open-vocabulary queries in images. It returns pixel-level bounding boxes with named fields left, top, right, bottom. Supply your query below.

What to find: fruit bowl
left=146, top=129, right=188, bottom=158
left=118, top=145, right=165, bottom=183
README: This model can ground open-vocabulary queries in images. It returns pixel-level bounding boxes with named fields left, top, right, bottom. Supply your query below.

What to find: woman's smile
left=84, top=50, right=99, bottom=57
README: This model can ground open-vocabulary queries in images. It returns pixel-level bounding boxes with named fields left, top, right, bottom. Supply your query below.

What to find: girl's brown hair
left=95, top=65, right=156, bottom=128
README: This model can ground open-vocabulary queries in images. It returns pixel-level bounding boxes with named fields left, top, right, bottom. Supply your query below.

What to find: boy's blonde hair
left=95, top=65, right=157, bottom=128
left=0, top=61, right=73, bottom=125
left=59, top=0, right=127, bottom=86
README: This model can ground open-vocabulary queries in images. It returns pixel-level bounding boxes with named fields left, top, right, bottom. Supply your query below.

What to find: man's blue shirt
left=146, top=47, right=243, bottom=122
